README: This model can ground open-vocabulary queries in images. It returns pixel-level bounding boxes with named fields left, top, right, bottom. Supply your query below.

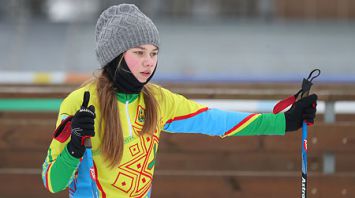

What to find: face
left=123, top=44, right=159, bottom=83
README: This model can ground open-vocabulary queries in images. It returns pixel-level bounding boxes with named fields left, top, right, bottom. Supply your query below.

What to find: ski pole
left=300, top=69, right=320, bottom=198
left=81, top=91, right=99, bottom=198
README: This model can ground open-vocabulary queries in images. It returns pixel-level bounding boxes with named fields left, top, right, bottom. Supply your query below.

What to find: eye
left=134, top=51, right=144, bottom=56
left=151, top=52, right=158, bottom=57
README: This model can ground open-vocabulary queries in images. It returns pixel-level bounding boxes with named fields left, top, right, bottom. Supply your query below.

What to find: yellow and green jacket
left=42, top=83, right=285, bottom=198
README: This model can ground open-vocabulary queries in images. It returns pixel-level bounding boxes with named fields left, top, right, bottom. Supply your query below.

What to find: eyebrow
left=134, top=46, right=159, bottom=51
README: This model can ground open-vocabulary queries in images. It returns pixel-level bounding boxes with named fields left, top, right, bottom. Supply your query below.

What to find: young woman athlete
left=42, top=4, right=317, bottom=198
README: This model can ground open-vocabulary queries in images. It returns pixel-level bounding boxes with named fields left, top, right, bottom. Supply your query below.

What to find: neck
left=104, top=55, right=156, bottom=94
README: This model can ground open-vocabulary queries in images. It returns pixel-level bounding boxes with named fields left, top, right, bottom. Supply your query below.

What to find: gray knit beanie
left=95, top=4, right=160, bottom=66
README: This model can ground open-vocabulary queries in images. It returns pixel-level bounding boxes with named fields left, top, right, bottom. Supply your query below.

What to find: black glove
left=284, top=94, right=318, bottom=132
left=67, top=91, right=95, bottom=158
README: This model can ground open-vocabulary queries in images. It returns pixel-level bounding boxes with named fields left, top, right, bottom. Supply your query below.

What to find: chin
left=138, top=78, right=148, bottom=83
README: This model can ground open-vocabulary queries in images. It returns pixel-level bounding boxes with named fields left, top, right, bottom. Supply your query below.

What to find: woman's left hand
left=284, top=94, right=318, bottom=132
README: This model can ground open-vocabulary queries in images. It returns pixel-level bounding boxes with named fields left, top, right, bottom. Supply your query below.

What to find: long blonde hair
left=94, top=66, right=160, bottom=168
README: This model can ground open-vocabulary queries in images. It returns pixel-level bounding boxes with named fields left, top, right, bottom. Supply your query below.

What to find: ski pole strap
left=300, top=69, right=320, bottom=98
left=273, top=69, right=321, bottom=114
left=272, top=92, right=298, bottom=114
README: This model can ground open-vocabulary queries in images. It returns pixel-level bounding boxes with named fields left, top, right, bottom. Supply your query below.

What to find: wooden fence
left=0, top=82, right=354, bottom=198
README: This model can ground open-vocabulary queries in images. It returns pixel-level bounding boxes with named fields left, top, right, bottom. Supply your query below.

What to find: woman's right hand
left=67, top=91, right=96, bottom=158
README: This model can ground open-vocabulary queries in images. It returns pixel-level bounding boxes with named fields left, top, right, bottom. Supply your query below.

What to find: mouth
left=140, top=71, right=151, bottom=77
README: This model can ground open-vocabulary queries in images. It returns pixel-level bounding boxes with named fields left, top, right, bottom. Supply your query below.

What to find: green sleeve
left=48, top=147, right=80, bottom=192
left=234, top=113, right=286, bottom=136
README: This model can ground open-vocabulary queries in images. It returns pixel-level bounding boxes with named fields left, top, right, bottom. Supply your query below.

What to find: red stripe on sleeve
left=223, top=113, right=257, bottom=136
left=166, top=107, right=208, bottom=124
left=45, top=163, right=53, bottom=190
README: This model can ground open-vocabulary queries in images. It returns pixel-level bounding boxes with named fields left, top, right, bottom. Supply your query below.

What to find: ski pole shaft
left=301, top=121, right=308, bottom=198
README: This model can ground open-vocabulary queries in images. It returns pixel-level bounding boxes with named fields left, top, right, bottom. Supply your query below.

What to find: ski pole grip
left=84, top=138, right=92, bottom=149
left=301, top=78, right=312, bottom=98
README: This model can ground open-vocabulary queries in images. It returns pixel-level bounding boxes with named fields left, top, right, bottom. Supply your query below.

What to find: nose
left=143, top=56, right=156, bottom=67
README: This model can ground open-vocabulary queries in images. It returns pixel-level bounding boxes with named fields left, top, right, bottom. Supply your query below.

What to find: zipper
left=125, top=100, right=133, bottom=137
